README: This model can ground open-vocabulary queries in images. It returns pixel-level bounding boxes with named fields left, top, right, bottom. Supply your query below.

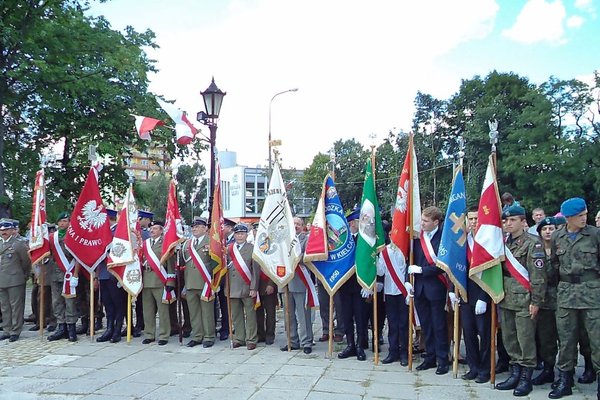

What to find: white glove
left=360, top=288, right=373, bottom=298
left=475, top=299, right=487, bottom=315
left=70, top=276, right=79, bottom=288
left=116, top=281, right=122, bottom=289
left=407, top=265, right=422, bottom=274
left=376, top=282, right=383, bottom=292
left=404, top=282, right=414, bottom=305
left=448, top=292, right=458, bottom=311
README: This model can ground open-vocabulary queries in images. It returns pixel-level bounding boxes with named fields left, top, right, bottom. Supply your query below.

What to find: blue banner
left=305, top=176, right=355, bottom=295
left=436, top=167, right=468, bottom=301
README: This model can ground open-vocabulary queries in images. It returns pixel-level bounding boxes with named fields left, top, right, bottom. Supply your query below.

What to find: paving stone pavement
left=0, top=291, right=595, bottom=399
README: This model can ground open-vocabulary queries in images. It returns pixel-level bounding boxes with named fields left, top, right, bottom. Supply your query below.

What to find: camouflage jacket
left=551, top=225, right=600, bottom=309
left=539, top=250, right=557, bottom=310
left=500, top=232, right=546, bottom=311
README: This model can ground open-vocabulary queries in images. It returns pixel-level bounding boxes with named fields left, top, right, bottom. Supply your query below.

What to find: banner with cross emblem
left=436, top=166, right=468, bottom=301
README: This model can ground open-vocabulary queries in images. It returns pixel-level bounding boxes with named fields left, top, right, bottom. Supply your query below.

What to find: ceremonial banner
left=108, top=186, right=143, bottom=297
left=252, top=162, right=301, bottom=287
left=210, top=164, right=227, bottom=291
left=156, top=98, right=198, bottom=145
left=133, top=115, right=164, bottom=141
left=161, top=180, right=184, bottom=264
left=436, top=166, right=468, bottom=301
left=304, top=175, right=355, bottom=295
left=469, top=155, right=505, bottom=303
left=390, top=133, right=421, bottom=257
left=64, top=166, right=112, bottom=271
left=304, top=185, right=328, bottom=262
left=356, top=158, right=385, bottom=290
left=29, top=169, right=50, bottom=266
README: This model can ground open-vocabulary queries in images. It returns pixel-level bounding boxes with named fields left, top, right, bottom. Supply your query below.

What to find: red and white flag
left=390, top=133, right=421, bottom=257
left=304, top=178, right=328, bottom=262
left=64, top=166, right=112, bottom=272
left=107, top=185, right=143, bottom=297
left=133, top=115, right=164, bottom=141
left=161, top=180, right=184, bottom=264
left=156, top=98, right=198, bottom=145
left=29, top=169, right=50, bottom=266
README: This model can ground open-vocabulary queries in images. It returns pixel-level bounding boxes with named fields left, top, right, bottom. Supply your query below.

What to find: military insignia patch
left=534, top=258, right=544, bottom=269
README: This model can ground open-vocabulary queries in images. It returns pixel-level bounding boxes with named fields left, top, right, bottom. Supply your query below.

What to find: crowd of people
left=0, top=195, right=599, bottom=400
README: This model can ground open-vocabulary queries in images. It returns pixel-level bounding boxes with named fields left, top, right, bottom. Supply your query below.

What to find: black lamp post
left=197, top=77, right=226, bottom=220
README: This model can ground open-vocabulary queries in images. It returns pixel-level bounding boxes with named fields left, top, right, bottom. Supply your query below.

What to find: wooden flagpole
left=285, top=286, right=292, bottom=351
left=127, top=294, right=132, bottom=343
left=370, top=143, right=379, bottom=365
left=328, top=296, right=334, bottom=358
left=226, top=272, right=234, bottom=348
left=89, top=270, right=95, bottom=338
left=452, top=305, right=460, bottom=378
left=489, top=120, right=499, bottom=387
left=39, top=269, right=45, bottom=339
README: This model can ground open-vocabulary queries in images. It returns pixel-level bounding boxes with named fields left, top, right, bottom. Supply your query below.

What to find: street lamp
left=197, top=77, right=226, bottom=220
left=268, top=88, right=298, bottom=176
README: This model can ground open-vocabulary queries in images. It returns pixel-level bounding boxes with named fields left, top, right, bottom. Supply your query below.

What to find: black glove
left=165, top=285, right=175, bottom=292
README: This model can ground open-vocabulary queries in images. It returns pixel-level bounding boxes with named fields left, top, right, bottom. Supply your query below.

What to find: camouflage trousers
left=535, top=308, right=558, bottom=366
left=556, top=307, right=600, bottom=373
left=500, top=307, right=537, bottom=368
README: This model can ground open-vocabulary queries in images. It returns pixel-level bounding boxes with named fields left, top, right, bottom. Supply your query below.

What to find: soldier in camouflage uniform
left=549, top=198, right=600, bottom=400
left=531, top=217, right=559, bottom=385
left=495, top=205, right=546, bottom=397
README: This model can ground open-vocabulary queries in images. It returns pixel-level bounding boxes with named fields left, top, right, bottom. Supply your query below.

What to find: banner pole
left=328, top=295, right=334, bottom=358
left=39, top=269, right=45, bottom=339
left=452, top=304, right=460, bottom=378
left=127, top=294, right=132, bottom=343
left=407, top=133, right=416, bottom=372
left=285, top=286, right=292, bottom=351
left=89, top=270, right=95, bottom=338
left=373, top=289, right=379, bottom=365
left=490, top=304, right=497, bottom=387
left=226, top=272, right=234, bottom=349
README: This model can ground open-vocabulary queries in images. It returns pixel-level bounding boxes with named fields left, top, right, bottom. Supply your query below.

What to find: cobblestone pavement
left=0, top=290, right=595, bottom=399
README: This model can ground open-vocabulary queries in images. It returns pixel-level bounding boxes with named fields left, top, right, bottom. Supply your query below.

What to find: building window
left=221, top=180, right=230, bottom=211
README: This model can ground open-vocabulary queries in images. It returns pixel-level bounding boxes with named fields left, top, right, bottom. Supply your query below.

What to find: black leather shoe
left=475, top=374, right=490, bottom=384
left=382, top=354, right=399, bottom=364
left=436, top=364, right=449, bottom=375
left=356, top=347, right=366, bottom=361
left=416, top=360, right=436, bottom=371
left=8, top=335, right=19, bottom=342
left=0, top=334, right=9, bottom=341
left=265, top=339, right=274, bottom=345
left=462, top=370, right=478, bottom=380
left=186, top=340, right=201, bottom=348
left=400, top=356, right=409, bottom=367
left=158, top=340, right=168, bottom=346
left=280, top=345, right=300, bottom=351
left=219, top=332, right=229, bottom=341
left=578, top=369, right=596, bottom=384
left=338, top=346, right=357, bottom=359
left=203, top=341, right=214, bottom=348
left=303, top=346, right=312, bottom=354
left=132, top=329, right=142, bottom=338
left=141, top=338, right=154, bottom=344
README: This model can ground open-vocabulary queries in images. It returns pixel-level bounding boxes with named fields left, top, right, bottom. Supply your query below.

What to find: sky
left=88, top=0, right=600, bottom=171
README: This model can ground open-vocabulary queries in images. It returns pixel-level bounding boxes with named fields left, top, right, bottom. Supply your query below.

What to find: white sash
left=50, top=232, right=76, bottom=298
left=143, top=238, right=176, bottom=303
left=504, top=243, right=531, bottom=292
left=189, top=238, right=213, bottom=301
left=295, top=264, right=319, bottom=308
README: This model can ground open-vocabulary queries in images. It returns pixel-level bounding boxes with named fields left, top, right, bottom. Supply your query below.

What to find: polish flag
left=133, top=115, right=164, bottom=140
left=156, top=98, right=199, bottom=145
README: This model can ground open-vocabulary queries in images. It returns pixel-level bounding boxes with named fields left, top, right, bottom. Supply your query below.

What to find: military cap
left=152, top=220, right=164, bottom=227
left=106, top=209, right=118, bottom=219
left=554, top=215, right=567, bottom=226
left=536, top=216, right=556, bottom=235
left=252, top=222, right=259, bottom=229
left=223, top=218, right=236, bottom=227
left=233, top=223, right=248, bottom=233
left=8, top=219, right=19, bottom=228
left=56, top=211, right=70, bottom=222
left=502, top=204, right=526, bottom=218
left=560, top=197, right=587, bottom=218
left=346, top=207, right=361, bottom=222
left=0, top=219, right=12, bottom=230
left=138, top=210, right=154, bottom=219
left=191, top=218, right=207, bottom=227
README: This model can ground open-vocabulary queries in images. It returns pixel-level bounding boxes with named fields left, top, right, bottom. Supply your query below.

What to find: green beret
left=57, top=211, right=70, bottom=222
left=502, top=204, right=526, bottom=218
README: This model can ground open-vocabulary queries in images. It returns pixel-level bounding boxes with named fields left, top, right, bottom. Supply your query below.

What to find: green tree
left=331, top=139, right=369, bottom=212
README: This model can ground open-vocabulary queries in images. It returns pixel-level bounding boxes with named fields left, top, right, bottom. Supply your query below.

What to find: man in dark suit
left=408, top=206, right=449, bottom=375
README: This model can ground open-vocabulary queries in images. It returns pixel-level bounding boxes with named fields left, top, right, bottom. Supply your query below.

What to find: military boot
left=67, top=323, right=78, bottom=342
left=111, top=320, right=123, bottom=343
left=76, top=317, right=89, bottom=335
left=579, top=355, right=596, bottom=384
left=552, top=370, right=575, bottom=389
left=96, top=320, right=113, bottom=343
left=47, top=323, right=68, bottom=341
left=496, top=364, right=521, bottom=390
left=549, top=370, right=573, bottom=399
left=532, top=365, right=555, bottom=385
left=513, top=367, right=533, bottom=396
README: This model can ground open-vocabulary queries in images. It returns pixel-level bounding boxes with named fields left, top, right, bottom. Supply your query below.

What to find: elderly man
left=0, top=219, right=30, bottom=342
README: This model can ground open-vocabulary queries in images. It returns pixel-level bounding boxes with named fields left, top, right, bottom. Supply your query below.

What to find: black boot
left=95, top=317, right=103, bottom=331
left=111, top=320, right=123, bottom=343
left=47, top=323, right=68, bottom=341
left=549, top=370, right=573, bottom=399
left=513, top=366, right=533, bottom=396
left=496, top=364, right=522, bottom=390
left=96, top=320, right=113, bottom=343
left=532, top=365, right=555, bottom=385
left=579, top=356, right=596, bottom=384
left=76, top=317, right=89, bottom=335
left=67, top=323, right=78, bottom=342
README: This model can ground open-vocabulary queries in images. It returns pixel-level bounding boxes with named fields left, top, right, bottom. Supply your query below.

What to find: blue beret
left=191, top=218, right=207, bottom=227
left=138, top=210, right=154, bottom=219
left=57, top=211, right=70, bottom=222
left=346, top=207, right=361, bottom=222
left=0, top=219, right=12, bottom=230
left=502, top=204, right=526, bottom=218
left=560, top=197, right=587, bottom=218
left=233, top=223, right=248, bottom=233
left=106, top=209, right=118, bottom=219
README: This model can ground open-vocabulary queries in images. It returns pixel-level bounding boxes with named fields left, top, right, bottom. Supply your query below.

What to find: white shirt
left=376, top=244, right=407, bottom=296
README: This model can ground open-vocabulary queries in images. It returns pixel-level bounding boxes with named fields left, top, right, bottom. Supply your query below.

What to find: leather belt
left=559, top=270, right=599, bottom=284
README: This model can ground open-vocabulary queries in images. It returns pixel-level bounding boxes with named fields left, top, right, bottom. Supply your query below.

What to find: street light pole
left=268, top=88, right=298, bottom=177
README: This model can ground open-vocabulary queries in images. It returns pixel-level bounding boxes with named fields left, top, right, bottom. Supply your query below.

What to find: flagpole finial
left=455, top=135, right=465, bottom=167
left=488, top=120, right=498, bottom=152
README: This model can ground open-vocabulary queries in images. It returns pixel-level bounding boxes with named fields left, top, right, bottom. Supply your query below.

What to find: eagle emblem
left=77, top=200, right=107, bottom=232
left=394, top=180, right=409, bottom=213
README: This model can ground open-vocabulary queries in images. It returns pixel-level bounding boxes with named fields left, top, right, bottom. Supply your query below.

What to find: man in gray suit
left=280, top=217, right=314, bottom=354
left=227, top=223, right=259, bottom=350
left=0, top=219, right=30, bottom=342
